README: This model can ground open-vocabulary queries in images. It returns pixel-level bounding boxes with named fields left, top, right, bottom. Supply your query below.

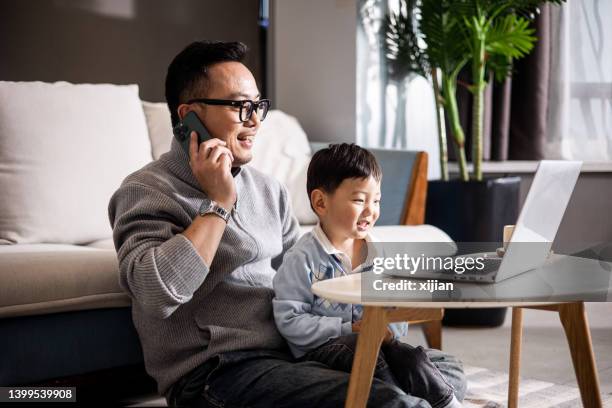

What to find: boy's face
left=315, top=176, right=381, bottom=241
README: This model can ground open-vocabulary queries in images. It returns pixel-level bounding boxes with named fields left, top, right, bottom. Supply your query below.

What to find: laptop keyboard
left=471, top=257, right=502, bottom=274
left=436, top=256, right=502, bottom=275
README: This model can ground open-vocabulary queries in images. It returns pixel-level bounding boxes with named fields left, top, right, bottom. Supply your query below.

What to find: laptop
left=383, top=160, right=582, bottom=283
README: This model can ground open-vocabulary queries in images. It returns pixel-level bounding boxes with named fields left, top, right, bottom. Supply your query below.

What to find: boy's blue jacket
left=272, top=225, right=408, bottom=358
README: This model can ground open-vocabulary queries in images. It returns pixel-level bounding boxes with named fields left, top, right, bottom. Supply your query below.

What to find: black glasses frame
left=187, top=98, right=270, bottom=122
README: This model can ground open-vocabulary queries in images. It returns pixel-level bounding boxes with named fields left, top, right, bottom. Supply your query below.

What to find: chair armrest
left=403, top=151, right=428, bottom=225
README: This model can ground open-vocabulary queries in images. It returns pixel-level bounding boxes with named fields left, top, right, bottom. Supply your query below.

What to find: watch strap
left=199, top=200, right=231, bottom=222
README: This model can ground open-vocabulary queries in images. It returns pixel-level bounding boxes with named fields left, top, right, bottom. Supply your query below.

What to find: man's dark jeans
left=301, top=334, right=456, bottom=408
left=168, top=344, right=466, bottom=408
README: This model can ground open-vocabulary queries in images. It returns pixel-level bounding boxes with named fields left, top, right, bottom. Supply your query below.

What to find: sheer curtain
left=546, top=0, right=612, bottom=160
left=356, top=0, right=441, bottom=179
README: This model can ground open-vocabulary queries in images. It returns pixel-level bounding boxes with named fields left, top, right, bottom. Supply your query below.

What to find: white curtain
left=546, top=0, right=612, bottom=161
left=356, top=0, right=441, bottom=179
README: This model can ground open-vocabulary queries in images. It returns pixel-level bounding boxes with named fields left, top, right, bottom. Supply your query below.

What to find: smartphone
left=173, top=111, right=212, bottom=157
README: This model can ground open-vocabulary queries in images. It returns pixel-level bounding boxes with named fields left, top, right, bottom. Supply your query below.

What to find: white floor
left=404, top=303, right=612, bottom=398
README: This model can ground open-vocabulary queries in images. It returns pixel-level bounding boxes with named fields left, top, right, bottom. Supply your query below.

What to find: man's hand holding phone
left=188, top=132, right=236, bottom=211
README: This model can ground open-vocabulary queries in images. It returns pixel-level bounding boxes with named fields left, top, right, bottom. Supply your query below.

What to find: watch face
left=199, top=198, right=214, bottom=215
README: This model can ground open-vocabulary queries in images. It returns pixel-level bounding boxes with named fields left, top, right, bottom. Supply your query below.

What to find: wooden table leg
left=508, top=307, right=523, bottom=408
left=345, top=306, right=388, bottom=408
left=422, top=320, right=443, bottom=350
left=558, top=302, right=603, bottom=408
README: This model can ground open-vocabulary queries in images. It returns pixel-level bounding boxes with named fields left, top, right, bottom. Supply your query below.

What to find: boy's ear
left=310, top=189, right=327, bottom=217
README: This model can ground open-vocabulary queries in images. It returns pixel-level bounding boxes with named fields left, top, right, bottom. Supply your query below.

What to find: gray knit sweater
left=108, top=138, right=300, bottom=395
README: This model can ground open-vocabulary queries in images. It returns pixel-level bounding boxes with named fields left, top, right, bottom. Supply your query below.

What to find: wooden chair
left=310, top=143, right=443, bottom=349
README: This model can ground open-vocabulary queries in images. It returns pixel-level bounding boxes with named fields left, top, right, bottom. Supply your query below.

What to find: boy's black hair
left=307, top=143, right=382, bottom=204
left=165, top=41, right=248, bottom=126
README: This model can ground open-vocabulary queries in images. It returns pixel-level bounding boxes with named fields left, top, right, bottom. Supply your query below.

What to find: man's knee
left=369, top=379, right=431, bottom=408
left=450, top=367, right=468, bottom=401
left=334, top=334, right=389, bottom=369
left=424, top=349, right=467, bottom=401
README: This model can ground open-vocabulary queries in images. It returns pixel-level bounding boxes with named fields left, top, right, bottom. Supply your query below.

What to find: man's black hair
left=307, top=143, right=382, bottom=205
left=165, top=41, right=248, bottom=126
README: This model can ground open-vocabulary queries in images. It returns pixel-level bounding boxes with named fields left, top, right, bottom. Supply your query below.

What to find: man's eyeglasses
left=187, top=98, right=270, bottom=123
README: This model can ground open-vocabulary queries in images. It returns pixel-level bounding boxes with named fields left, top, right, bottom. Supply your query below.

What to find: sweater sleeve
left=108, top=182, right=209, bottom=320
left=272, top=250, right=345, bottom=358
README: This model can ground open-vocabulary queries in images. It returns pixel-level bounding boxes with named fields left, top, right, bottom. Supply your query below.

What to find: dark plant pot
left=425, top=176, right=521, bottom=327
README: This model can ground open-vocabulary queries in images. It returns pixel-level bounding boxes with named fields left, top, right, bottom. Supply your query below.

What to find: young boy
left=273, top=143, right=461, bottom=408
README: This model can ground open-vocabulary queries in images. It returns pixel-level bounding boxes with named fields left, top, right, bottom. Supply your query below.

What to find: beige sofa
left=0, top=81, right=451, bottom=387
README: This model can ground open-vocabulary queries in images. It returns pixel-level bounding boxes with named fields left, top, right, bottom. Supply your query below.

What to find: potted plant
left=385, top=0, right=563, bottom=326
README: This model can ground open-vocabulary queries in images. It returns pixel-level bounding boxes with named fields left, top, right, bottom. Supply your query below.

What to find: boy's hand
left=352, top=320, right=394, bottom=344
left=383, top=328, right=394, bottom=344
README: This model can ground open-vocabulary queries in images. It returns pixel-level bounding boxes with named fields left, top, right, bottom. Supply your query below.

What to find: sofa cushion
left=0, top=244, right=129, bottom=318
left=86, top=238, right=116, bottom=250
left=142, top=101, right=173, bottom=160
left=250, top=110, right=318, bottom=225
left=0, top=81, right=153, bottom=244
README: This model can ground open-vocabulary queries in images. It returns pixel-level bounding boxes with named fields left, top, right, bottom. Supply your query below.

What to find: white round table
left=312, top=255, right=607, bottom=408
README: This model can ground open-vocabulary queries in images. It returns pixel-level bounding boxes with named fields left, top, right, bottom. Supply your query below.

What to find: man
left=109, top=41, right=467, bottom=407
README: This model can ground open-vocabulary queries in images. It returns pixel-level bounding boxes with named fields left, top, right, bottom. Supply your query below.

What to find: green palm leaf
left=460, top=0, right=563, bottom=181
left=419, top=0, right=472, bottom=180
left=486, top=14, right=536, bottom=59
left=419, top=0, right=470, bottom=77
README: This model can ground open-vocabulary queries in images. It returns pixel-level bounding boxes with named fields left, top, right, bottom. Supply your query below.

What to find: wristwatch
left=198, top=198, right=231, bottom=223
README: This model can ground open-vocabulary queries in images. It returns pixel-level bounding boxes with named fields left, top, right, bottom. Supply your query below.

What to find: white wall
left=269, top=0, right=357, bottom=143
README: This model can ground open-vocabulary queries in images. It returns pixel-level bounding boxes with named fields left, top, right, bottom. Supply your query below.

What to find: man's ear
left=311, top=189, right=327, bottom=217
left=177, top=104, right=191, bottom=122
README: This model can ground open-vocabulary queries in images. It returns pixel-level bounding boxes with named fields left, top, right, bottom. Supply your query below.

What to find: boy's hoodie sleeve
left=272, top=250, right=352, bottom=358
